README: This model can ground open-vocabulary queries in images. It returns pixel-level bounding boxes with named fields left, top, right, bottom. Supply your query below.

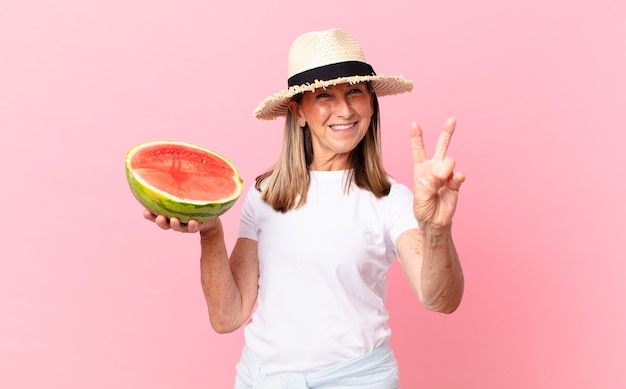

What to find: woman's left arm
left=396, top=118, right=465, bottom=314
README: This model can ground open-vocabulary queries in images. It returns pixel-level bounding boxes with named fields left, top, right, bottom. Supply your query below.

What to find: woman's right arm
left=145, top=211, right=259, bottom=334
left=199, top=221, right=259, bottom=333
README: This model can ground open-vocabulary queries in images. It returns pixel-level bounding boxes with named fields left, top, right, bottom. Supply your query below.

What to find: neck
left=309, top=159, right=350, bottom=171
left=309, top=150, right=353, bottom=171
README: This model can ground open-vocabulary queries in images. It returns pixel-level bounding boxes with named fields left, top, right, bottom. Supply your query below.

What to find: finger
left=433, top=117, right=457, bottom=161
left=169, top=217, right=188, bottom=232
left=187, top=220, right=200, bottom=233
left=410, top=121, right=428, bottom=163
left=154, top=214, right=171, bottom=230
left=143, top=209, right=156, bottom=221
left=435, top=156, right=456, bottom=180
left=447, top=171, right=465, bottom=191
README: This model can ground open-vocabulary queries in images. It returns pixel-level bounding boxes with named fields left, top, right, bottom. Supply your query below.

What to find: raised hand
left=143, top=209, right=219, bottom=233
left=410, top=117, right=465, bottom=229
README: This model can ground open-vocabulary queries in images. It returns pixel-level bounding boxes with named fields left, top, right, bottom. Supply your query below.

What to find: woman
left=146, top=28, right=465, bottom=388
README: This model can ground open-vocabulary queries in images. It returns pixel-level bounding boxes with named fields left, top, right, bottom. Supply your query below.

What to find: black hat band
left=288, top=61, right=376, bottom=88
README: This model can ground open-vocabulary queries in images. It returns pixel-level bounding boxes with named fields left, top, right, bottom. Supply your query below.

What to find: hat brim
left=253, top=74, right=413, bottom=120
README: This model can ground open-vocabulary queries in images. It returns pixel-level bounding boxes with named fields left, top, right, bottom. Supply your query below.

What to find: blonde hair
left=255, top=85, right=391, bottom=213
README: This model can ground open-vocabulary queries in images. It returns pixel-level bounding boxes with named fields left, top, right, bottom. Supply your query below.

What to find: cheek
left=305, top=106, right=330, bottom=123
left=354, top=97, right=374, bottom=118
left=359, top=119, right=371, bottom=136
left=358, top=105, right=373, bottom=126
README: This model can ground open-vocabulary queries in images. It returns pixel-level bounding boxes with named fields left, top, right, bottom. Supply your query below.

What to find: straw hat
left=253, top=28, right=414, bottom=120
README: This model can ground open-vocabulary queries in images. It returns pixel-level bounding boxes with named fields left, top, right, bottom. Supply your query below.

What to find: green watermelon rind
left=125, top=141, right=243, bottom=223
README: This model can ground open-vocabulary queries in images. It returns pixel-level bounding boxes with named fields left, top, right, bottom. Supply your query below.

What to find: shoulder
left=242, top=184, right=264, bottom=205
left=387, top=177, right=413, bottom=200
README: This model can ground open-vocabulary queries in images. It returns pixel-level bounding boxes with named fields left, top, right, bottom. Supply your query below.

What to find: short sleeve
left=387, top=181, right=419, bottom=248
left=237, top=186, right=259, bottom=241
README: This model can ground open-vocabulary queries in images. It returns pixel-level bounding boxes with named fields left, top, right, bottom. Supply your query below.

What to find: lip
left=329, top=122, right=357, bottom=131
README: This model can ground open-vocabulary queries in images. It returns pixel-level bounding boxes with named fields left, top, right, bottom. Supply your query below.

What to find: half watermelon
left=125, top=141, right=243, bottom=222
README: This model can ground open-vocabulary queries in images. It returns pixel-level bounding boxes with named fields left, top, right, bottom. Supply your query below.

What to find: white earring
left=300, top=121, right=306, bottom=128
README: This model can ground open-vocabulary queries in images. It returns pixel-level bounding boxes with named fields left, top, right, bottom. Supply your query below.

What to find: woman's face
left=290, top=82, right=373, bottom=170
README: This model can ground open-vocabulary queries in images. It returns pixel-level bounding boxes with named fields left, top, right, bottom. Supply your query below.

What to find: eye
left=348, top=84, right=368, bottom=95
left=315, top=92, right=330, bottom=99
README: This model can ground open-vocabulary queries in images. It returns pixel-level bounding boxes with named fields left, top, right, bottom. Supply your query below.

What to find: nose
left=333, top=95, right=354, bottom=118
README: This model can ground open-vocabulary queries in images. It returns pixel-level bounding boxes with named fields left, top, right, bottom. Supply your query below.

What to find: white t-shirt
left=237, top=170, right=418, bottom=375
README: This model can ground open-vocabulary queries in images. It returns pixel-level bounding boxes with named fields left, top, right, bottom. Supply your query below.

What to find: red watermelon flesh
left=133, top=144, right=236, bottom=200
left=126, top=141, right=243, bottom=222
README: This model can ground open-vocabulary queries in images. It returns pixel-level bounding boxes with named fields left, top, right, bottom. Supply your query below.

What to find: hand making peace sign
left=411, top=117, right=465, bottom=229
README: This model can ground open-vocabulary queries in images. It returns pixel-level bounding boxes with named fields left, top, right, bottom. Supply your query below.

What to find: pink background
left=1, top=1, right=624, bottom=388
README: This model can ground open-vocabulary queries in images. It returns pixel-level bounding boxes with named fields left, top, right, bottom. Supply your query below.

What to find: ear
left=288, top=100, right=304, bottom=123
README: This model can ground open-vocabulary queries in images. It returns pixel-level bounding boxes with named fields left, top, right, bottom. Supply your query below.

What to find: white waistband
left=234, top=342, right=399, bottom=389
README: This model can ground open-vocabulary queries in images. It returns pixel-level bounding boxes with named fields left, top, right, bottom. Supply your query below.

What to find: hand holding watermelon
left=143, top=209, right=219, bottom=233
left=126, top=141, right=243, bottom=227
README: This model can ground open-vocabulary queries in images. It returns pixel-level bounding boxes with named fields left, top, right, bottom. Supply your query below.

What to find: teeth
left=331, top=124, right=353, bottom=130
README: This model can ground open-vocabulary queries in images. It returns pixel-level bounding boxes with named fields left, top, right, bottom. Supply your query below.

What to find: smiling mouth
left=330, top=123, right=356, bottom=131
